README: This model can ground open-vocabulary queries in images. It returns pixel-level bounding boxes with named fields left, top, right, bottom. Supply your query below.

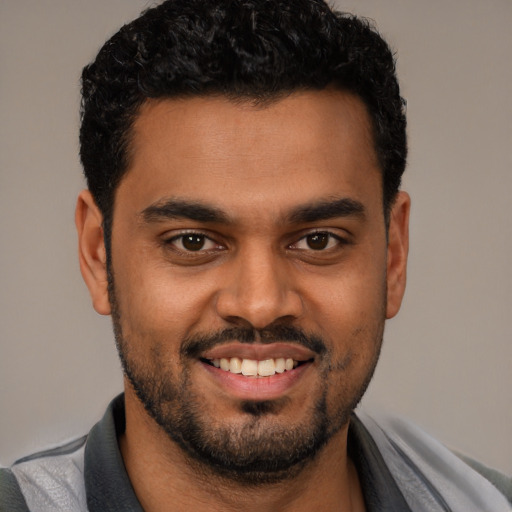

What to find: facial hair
left=108, top=270, right=384, bottom=485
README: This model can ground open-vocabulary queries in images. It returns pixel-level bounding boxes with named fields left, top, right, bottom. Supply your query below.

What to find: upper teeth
left=211, top=357, right=298, bottom=377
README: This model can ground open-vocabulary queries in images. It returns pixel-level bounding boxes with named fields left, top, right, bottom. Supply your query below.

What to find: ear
left=386, top=191, right=410, bottom=319
left=75, top=190, right=111, bottom=315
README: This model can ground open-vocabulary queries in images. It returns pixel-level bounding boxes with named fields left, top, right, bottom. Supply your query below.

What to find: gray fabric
left=14, top=437, right=87, bottom=465
left=84, top=396, right=143, bottom=512
left=358, top=411, right=512, bottom=512
left=0, top=468, right=30, bottom=512
left=9, top=442, right=87, bottom=512
left=455, top=453, right=512, bottom=504
left=2, top=395, right=510, bottom=511
left=348, top=416, right=412, bottom=510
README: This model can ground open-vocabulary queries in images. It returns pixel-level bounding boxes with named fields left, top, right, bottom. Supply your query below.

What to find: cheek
left=304, top=263, right=387, bottom=334
left=321, top=315, right=385, bottom=418
left=111, top=248, right=214, bottom=343
left=303, top=260, right=387, bottom=378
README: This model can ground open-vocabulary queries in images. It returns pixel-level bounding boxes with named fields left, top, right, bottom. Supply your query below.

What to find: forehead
left=117, top=90, right=382, bottom=222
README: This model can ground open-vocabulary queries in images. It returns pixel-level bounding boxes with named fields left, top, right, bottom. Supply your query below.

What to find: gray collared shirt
left=2, top=395, right=510, bottom=511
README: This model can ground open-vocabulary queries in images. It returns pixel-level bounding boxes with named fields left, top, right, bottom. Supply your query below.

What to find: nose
left=215, top=247, right=304, bottom=329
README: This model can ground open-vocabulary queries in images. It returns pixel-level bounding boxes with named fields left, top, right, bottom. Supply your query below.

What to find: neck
left=120, top=390, right=365, bottom=512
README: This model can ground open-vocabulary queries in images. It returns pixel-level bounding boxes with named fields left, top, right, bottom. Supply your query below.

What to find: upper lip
left=201, top=342, right=316, bottom=362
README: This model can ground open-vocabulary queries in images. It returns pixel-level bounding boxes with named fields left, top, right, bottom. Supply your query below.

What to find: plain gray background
left=1, top=1, right=511, bottom=474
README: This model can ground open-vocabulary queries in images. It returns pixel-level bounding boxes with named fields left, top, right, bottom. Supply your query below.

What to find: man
left=1, top=0, right=510, bottom=510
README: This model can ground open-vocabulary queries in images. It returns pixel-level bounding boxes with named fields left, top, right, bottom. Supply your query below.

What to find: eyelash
left=164, top=230, right=348, bottom=255
left=289, top=231, right=347, bottom=252
left=165, top=231, right=224, bottom=253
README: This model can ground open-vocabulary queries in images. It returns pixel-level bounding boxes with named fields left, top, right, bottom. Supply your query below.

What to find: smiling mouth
left=201, top=357, right=312, bottom=377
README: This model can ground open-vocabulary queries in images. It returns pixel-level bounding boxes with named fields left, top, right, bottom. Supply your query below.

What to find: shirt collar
left=84, top=394, right=410, bottom=511
left=85, top=394, right=143, bottom=512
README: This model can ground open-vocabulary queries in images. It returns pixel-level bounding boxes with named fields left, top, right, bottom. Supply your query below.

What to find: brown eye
left=181, top=234, right=206, bottom=251
left=306, top=232, right=330, bottom=250
left=167, top=232, right=221, bottom=254
left=291, top=231, right=343, bottom=252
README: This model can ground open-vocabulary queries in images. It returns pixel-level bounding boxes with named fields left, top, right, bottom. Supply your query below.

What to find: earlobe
left=75, top=190, right=111, bottom=315
left=386, top=191, right=410, bottom=319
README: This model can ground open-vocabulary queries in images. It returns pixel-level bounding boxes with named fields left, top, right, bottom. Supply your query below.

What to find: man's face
left=82, top=90, right=408, bottom=481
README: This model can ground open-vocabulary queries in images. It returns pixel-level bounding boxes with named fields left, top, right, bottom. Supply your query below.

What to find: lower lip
left=200, top=361, right=312, bottom=401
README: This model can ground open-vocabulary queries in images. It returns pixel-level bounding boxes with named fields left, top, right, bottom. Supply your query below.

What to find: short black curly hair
left=80, top=0, right=407, bottom=246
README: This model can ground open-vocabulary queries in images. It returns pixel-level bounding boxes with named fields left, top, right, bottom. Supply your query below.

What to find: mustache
left=181, top=325, right=327, bottom=359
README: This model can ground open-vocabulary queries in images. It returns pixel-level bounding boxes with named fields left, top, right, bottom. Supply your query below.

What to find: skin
left=76, top=90, right=410, bottom=512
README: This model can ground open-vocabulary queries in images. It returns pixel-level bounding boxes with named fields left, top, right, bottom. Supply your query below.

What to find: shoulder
left=0, top=467, right=30, bottom=512
left=1, top=436, right=88, bottom=512
left=454, top=452, right=512, bottom=504
left=356, top=410, right=511, bottom=510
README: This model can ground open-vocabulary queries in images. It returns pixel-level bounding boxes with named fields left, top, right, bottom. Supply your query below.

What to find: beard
left=108, top=271, right=384, bottom=485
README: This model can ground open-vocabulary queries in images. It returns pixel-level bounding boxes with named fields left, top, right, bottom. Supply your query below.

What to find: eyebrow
left=140, top=196, right=366, bottom=226
left=141, top=199, right=230, bottom=224
left=287, top=197, right=366, bottom=224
